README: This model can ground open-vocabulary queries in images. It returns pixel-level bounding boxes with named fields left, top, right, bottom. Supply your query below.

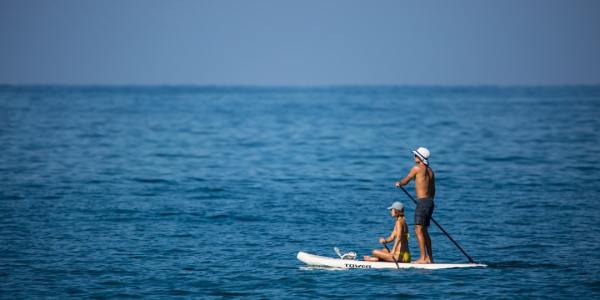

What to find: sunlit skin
left=363, top=208, right=410, bottom=262
left=395, top=155, right=435, bottom=263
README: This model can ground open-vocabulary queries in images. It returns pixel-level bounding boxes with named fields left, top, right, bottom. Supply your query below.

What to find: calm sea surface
left=1, top=86, right=599, bottom=298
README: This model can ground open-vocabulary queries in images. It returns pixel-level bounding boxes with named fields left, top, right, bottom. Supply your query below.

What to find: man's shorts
left=415, top=197, right=434, bottom=227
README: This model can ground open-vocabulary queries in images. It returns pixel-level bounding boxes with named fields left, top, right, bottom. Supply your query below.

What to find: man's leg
left=424, top=199, right=434, bottom=263
left=414, top=225, right=427, bottom=263
left=423, top=226, right=433, bottom=263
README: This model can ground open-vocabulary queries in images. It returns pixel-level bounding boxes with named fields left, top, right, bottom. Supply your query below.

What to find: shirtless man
left=395, top=147, right=435, bottom=264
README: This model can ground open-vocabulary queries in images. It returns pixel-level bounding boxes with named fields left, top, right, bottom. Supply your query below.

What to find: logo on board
left=345, top=263, right=371, bottom=269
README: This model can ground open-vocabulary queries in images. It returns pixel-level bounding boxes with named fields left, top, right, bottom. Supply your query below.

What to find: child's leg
left=372, top=248, right=396, bottom=262
left=364, top=248, right=386, bottom=261
left=363, top=255, right=379, bottom=261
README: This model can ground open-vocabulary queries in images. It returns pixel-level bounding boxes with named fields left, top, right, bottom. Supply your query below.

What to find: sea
left=1, top=85, right=599, bottom=299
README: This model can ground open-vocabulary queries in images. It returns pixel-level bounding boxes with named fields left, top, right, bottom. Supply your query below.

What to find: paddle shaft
left=399, top=186, right=476, bottom=263
left=382, top=242, right=400, bottom=269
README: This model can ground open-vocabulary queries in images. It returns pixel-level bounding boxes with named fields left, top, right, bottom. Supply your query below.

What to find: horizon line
left=1, top=83, right=600, bottom=89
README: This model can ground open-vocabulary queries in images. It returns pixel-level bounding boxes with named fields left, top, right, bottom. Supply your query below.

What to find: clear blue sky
left=1, top=0, right=599, bottom=85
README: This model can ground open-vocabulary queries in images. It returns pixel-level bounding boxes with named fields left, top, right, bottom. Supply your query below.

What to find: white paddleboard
left=297, top=251, right=486, bottom=270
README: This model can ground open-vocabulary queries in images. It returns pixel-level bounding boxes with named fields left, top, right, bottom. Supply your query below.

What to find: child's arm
left=379, top=226, right=397, bottom=244
left=399, top=221, right=409, bottom=252
left=391, top=223, right=402, bottom=255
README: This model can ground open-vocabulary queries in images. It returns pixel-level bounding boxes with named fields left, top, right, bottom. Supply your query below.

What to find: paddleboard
left=297, top=251, right=486, bottom=270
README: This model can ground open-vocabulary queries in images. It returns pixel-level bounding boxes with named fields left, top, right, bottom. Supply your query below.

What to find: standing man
left=395, top=147, right=435, bottom=264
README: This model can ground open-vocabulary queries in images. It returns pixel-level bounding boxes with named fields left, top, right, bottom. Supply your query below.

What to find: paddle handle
left=382, top=242, right=401, bottom=269
left=399, top=186, right=476, bottom=263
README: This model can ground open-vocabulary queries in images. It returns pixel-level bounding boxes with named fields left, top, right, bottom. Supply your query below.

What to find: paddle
left=398, top=186, right=476, bottom=263
left=381, top=242, right=400, bottom=269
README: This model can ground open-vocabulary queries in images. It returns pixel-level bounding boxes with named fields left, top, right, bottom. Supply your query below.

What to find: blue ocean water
left=1, top=86, right=599, bottom=298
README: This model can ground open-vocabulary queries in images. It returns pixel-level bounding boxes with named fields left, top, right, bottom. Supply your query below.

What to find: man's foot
left=413, top=257, right=432, bottom=264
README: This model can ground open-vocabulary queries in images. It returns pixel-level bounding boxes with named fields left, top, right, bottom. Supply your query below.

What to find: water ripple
left=1, top=86, right=599, bottom=298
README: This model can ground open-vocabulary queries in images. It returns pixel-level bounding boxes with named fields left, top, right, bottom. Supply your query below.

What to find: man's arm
left=395, top=166, right=418, bottom=187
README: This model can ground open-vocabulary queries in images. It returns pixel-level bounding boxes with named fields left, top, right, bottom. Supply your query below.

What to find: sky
left=0, top=0, right=599, bottom=86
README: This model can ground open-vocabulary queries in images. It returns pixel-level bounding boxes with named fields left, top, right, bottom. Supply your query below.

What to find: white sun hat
left=412, top=147, right=430, bottom=165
